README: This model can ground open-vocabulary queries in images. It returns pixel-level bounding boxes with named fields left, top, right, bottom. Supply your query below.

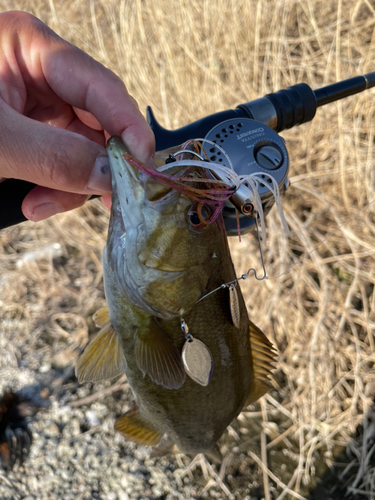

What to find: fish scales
left=76, top=136, right=276, bottom=458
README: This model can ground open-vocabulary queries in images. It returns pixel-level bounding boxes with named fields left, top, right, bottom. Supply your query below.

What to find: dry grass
left=1, top=0, right=375, bottom=498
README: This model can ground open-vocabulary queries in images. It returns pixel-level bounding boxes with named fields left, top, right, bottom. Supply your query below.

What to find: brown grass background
left=1, top=0, right=375, bottom=498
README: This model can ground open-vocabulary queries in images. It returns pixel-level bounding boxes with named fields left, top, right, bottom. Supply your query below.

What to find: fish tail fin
left=151, top=441, right=222, bottom=463
left=245, top=321, right=277, bottom=407
left=205, top=443, right=222, bottom=463
left=76, top=317, right=126, bottom=383
left=115, top=402, right=163, bottom=446
left=149, top=439, right=176, bottom=458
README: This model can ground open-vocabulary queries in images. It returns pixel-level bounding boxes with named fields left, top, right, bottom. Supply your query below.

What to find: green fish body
left=76, top=136, right=276, bottom=457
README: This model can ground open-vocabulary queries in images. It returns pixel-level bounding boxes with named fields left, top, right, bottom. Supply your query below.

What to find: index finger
left=40, top=29, right=155, bottom=163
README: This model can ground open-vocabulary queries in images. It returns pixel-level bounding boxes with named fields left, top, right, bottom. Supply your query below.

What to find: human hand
left=0, top=11, right=155, bottom=221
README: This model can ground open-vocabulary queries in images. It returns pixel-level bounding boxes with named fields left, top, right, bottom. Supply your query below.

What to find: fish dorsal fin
left=76, top=322, right=126, bottom=383
left=134, top=319, right=186, bottom=390
left=115, top=402, right=163, bottom=446
left=246, top=321, right=277, bottom=406
left=92, top=306, right=110, bottom=327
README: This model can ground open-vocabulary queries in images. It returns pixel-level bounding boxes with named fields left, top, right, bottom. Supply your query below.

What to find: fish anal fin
left=134, top=319, right=186, bottom=390
left=246, top=321, right=277, bottom=407
left=245, top=379, right=273, bottom=407
left=76, top=323, right=125, bottom=383
left=251, top=345, right=276, bottom=362
left=92, top=306, right=110, bottom=328
left=115, top=403, right=162, bottom=446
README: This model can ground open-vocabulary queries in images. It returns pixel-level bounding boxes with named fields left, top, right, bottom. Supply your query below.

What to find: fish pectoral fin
left=115, top=403, right=162, bottom=446
left=246, top=321, right=277, bottom=407
left=92, top=306, right=110, bottom=327
left=134, top=319, right=186, bottom=390
left=76, top=323, right=126, bottom=383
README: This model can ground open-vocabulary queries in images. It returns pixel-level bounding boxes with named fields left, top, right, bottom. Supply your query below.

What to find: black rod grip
left=264, top=83, right=317, bottom=132
left=0, top=180, right=100, bottom=230
left=0, top=180, right=35, bottom=230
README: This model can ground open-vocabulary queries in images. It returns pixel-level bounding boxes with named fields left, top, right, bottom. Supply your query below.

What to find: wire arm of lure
left=196, top=217, right=268, bottom=306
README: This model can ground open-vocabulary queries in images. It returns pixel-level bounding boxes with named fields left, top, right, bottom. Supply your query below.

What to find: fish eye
left=186, top=203, right=212, bottom=231
left=189, top=211, right=201, bottom=226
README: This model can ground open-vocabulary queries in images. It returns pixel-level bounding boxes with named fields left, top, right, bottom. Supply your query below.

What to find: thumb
left=0, top=102, right=112, bottom=195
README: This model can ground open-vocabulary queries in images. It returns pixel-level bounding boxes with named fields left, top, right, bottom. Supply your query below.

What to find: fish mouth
left=107, top=135, right=139, bottom=189
left=106, top=136, right=145, bottom=230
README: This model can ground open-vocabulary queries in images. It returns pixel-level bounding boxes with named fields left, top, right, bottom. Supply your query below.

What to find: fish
left=76, top=136, right=276, bottom=459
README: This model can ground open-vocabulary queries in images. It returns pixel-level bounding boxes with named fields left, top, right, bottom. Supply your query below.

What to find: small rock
left=86, top=410, right=100, bottom=427
left=39, top=363, right=51, bottom=373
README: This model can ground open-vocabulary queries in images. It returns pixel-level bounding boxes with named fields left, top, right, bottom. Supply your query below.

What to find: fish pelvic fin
left=246, top=321, right=277, bottom=407
left=92, top=306, right=110, bottom=327
left=134, top=319, right=186, bottom=390
left=115, top=402, right=162, bottom=446
left=76, top=322, right=126, bottom=383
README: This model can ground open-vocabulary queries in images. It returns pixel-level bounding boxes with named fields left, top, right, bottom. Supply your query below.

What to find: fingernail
left=30, top=203, right=63, bottom=222
left=87, top=155, right=112, bottom=193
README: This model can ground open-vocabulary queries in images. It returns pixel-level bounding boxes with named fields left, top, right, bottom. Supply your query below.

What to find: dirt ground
left=1, top=0, right=375, bottom=498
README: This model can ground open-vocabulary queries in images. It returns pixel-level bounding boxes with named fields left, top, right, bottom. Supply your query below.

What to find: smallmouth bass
left=76, top=136, right=276, bottom=458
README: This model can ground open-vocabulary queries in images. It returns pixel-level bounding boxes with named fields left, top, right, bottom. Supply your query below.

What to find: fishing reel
left=153, top=118, right=289, bottom=236
left=0, top=73, right=375, bottom=232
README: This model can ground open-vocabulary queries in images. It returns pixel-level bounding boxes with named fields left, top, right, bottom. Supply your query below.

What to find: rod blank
left=314, top=72, right=375, bottom=107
